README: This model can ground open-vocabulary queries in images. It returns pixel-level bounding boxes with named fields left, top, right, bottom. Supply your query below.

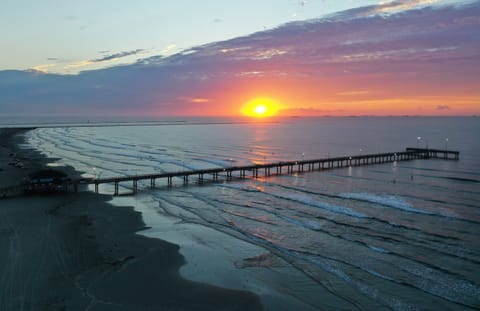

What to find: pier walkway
left=62, top=147, right=458, bottom=196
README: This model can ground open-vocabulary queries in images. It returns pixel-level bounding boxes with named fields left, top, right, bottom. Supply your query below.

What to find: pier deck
left=63, top=147, right=459, bottom=196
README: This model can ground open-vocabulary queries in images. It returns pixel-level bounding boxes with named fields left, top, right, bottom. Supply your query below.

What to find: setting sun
left=242, top=97, right=280, bottom=118
left=254, top=104, right=267, bottom=115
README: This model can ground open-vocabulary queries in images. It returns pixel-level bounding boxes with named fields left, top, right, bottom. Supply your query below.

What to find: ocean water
left=27, top=117, right=480, bottom=310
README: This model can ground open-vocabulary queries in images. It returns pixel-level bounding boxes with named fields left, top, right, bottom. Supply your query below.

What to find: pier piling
left=54, top=147, right=459, bottom=195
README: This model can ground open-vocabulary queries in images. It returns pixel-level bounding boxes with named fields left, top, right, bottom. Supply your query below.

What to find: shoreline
left=0, top=128, right=262, bottom=310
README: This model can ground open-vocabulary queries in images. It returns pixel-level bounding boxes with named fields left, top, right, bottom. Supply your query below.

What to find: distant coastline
left=0, top=115, right=477, bottom=130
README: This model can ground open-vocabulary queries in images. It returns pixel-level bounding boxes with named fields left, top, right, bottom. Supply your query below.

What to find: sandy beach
left=0, top=128, right=262, bottom=310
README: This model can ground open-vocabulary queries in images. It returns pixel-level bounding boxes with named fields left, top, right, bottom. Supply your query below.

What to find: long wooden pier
left=61, top=147, right=459, bottom=196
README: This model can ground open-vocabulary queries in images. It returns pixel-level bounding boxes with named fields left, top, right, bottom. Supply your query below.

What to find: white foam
left=274, top=193, right=367, bottom=218
left=367, top=245, right=390, bottom=254
left=340, top=193, right=433, bottom=215
left=216, top=183, right=262, bottom=192
left=278, top=215, right=323, bottom=231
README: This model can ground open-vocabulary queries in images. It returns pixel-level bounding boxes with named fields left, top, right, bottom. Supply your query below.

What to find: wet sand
left=0, top=128, right=262, bottom=310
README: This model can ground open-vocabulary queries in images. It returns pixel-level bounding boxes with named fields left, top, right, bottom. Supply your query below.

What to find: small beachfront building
left=23, top=169, right=70, bottom=193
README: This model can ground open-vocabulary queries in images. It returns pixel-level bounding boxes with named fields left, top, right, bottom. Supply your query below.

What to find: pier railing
left=0, top=147, right=459, bottom=198
left=64, top=147, right=459, bottom=196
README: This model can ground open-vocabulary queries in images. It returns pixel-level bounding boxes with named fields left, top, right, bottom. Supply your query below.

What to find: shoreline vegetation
left=0, top=128, right=261, bottom=310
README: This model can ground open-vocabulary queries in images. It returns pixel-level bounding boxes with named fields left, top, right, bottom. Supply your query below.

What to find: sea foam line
left=339, top=193, right=433, bottom=215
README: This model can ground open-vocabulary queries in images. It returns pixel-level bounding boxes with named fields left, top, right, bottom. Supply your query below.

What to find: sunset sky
left=0, top=0, right=479, bottom=117
left=1, top=0, right=384, bottom=74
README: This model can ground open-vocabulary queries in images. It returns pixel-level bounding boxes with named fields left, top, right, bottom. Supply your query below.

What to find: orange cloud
left=191, top=98, right=210, bottom=103
left=31, top=63, right=56, bottom=73
left=377, top=0, right=441, bottom=13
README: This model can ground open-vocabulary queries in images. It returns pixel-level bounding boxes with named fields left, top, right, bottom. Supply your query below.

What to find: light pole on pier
left=445, top=138, right=449, bottom=150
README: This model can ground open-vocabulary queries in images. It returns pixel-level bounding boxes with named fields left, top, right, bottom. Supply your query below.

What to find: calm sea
left=25, top=117, right=480, bottom=310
